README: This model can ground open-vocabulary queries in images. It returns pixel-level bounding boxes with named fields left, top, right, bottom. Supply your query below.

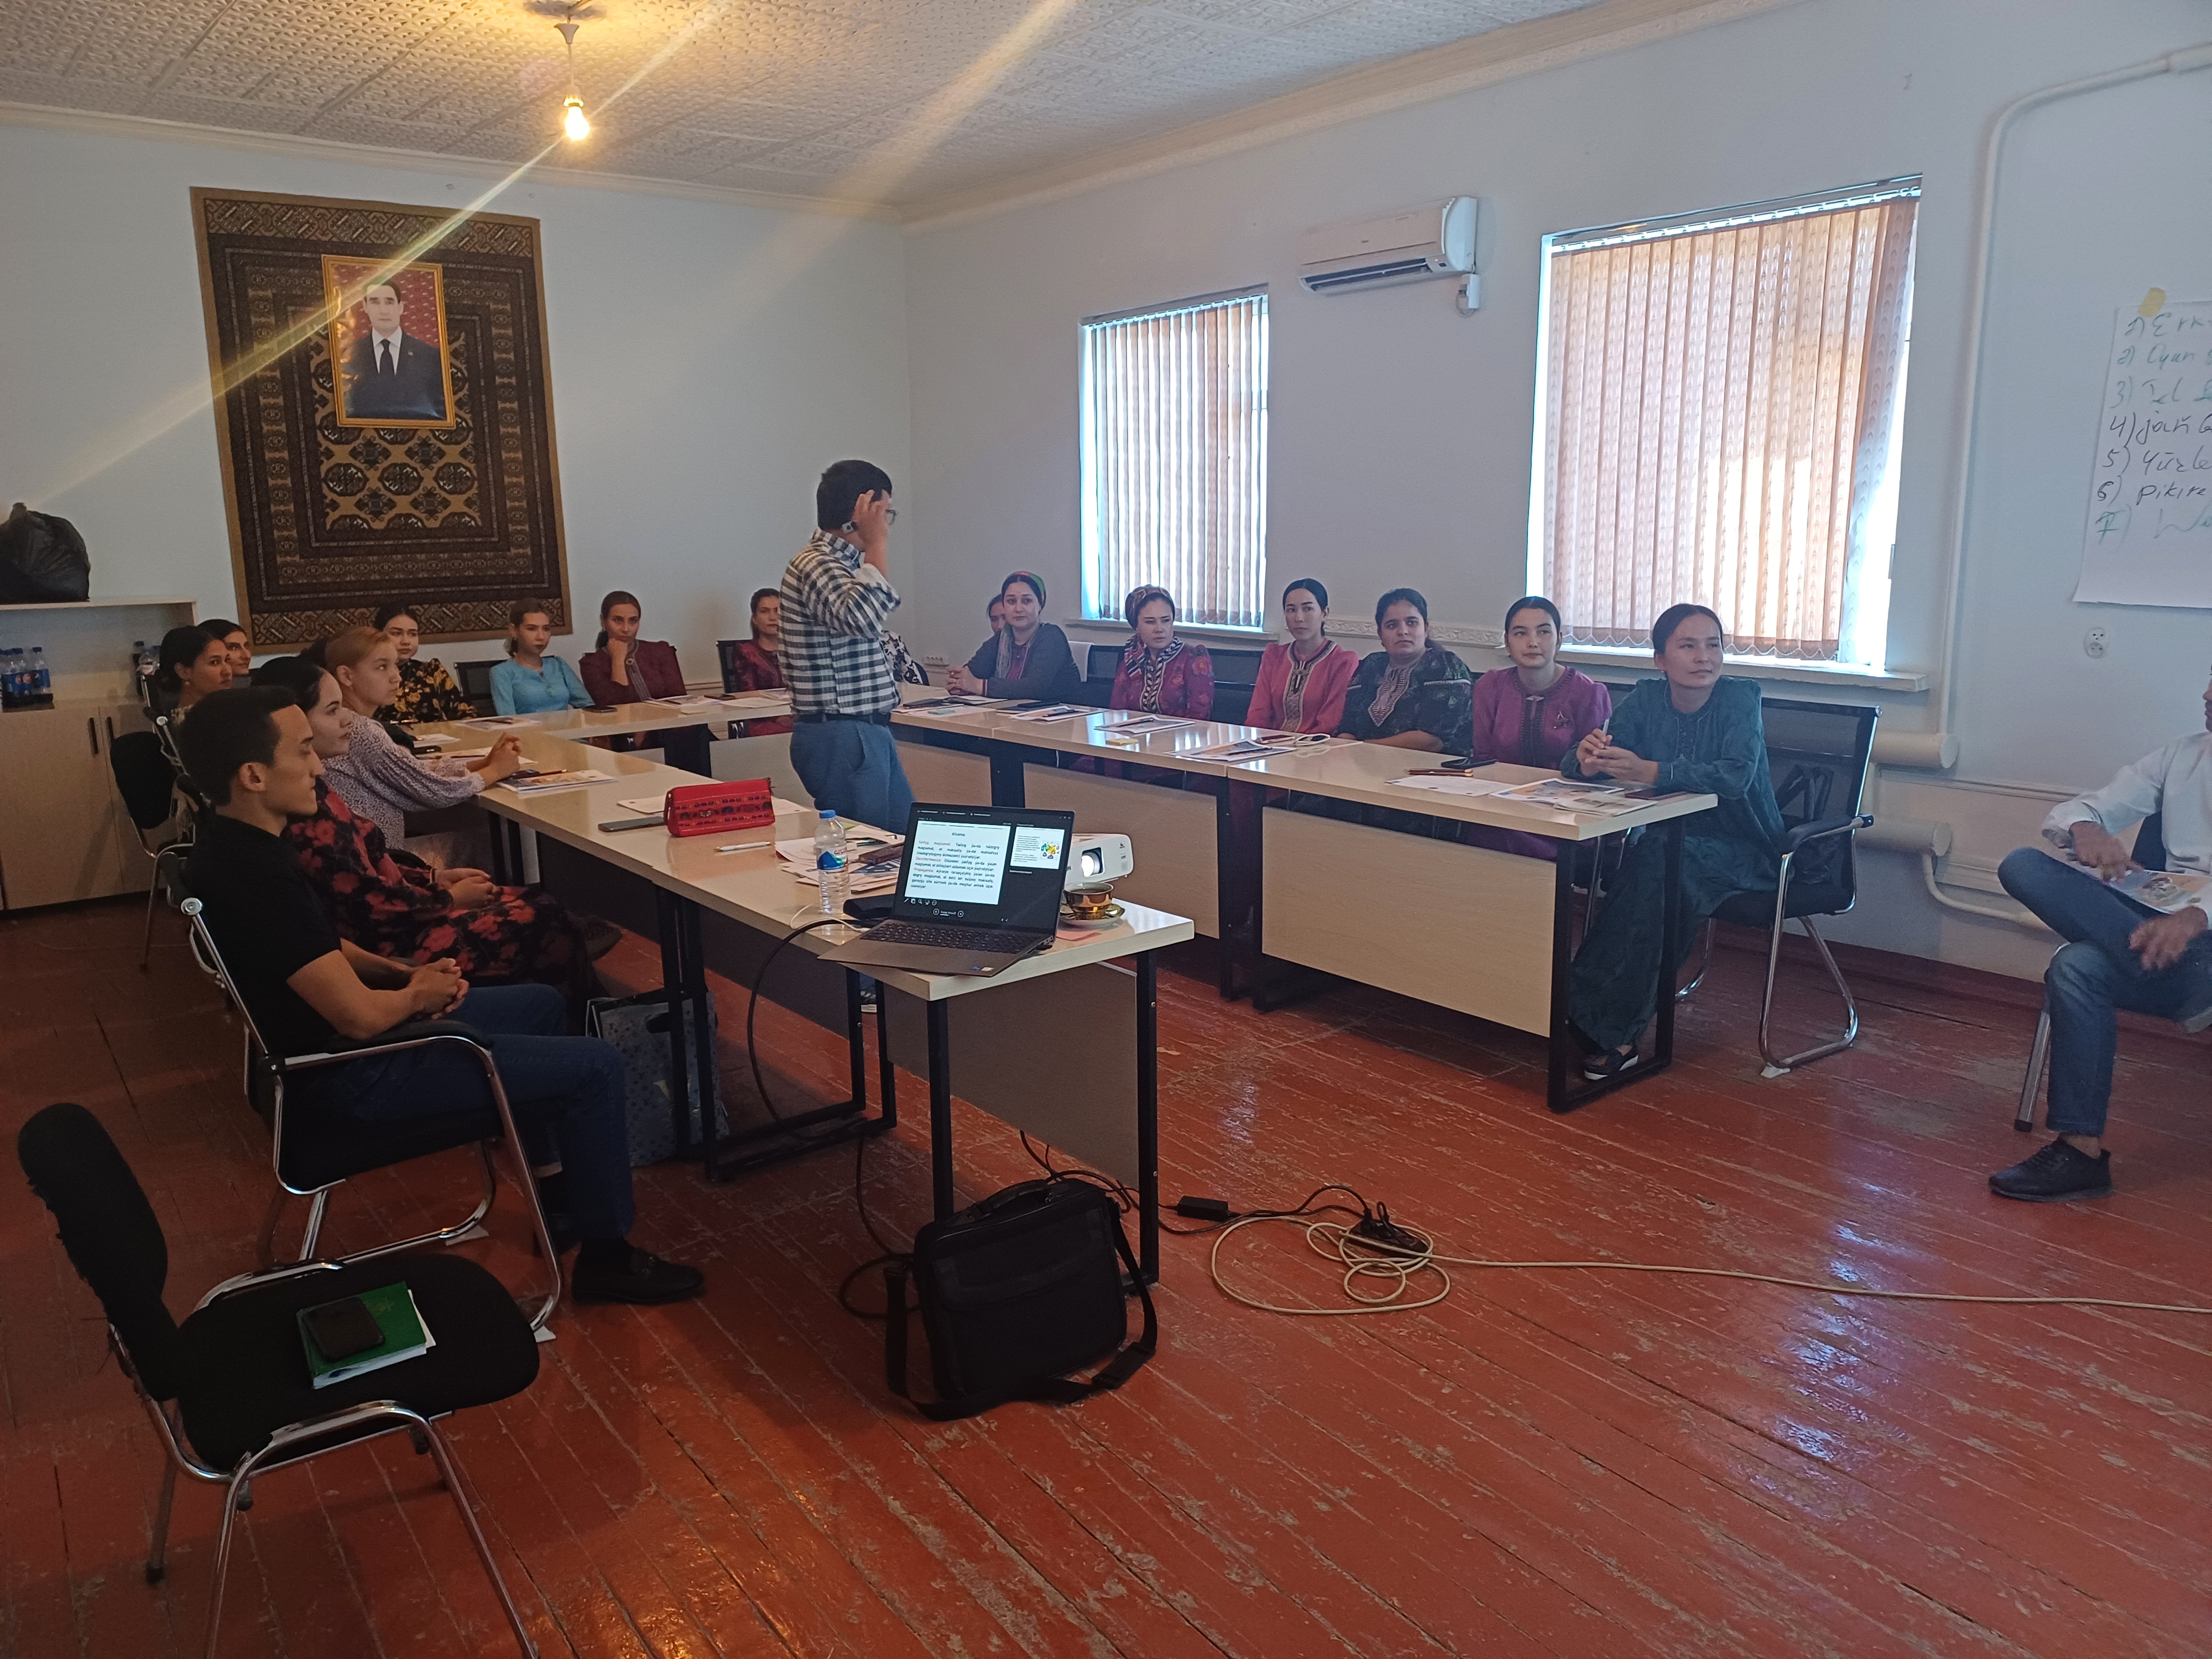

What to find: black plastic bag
left=0, top=503, right=90, bottom=603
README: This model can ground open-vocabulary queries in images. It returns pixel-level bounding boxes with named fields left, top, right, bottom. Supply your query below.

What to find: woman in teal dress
left=1564, top=603, right=1783, bottom=1079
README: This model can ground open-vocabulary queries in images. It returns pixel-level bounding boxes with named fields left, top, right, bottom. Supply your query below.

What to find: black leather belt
left=793, top=709, right=894, bottom=726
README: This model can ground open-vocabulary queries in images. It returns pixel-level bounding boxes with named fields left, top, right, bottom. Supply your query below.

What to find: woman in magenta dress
left=724, top=587, right=792, bottom=735
left=1108, top=586, right=1213, bottom=717
left=1463, top=595, right=1611, bottom=859
left=1248, top=577, right=1358, bottom=734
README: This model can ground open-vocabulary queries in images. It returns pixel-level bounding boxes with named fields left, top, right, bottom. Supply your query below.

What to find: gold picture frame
left=322, top=255, right=458, bottom=430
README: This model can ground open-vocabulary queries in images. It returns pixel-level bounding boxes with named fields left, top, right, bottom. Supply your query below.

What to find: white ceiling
left=0, top=1, right=1603, bottom=208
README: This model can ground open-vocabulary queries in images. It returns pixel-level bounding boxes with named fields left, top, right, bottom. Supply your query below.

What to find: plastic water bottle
left=30, top=646, right=49, bottom=698
left=813, top=810, right=849, bottom=917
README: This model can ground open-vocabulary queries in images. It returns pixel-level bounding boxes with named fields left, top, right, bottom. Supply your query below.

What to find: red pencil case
left=662, top=777, right=775, bottom=838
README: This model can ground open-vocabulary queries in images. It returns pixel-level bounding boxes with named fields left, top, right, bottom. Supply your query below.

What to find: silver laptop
left=821, top=802, right=1074, bottom=977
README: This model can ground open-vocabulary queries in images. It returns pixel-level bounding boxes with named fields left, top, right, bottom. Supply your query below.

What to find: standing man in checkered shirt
left=779, top=459, right=916, bottom=833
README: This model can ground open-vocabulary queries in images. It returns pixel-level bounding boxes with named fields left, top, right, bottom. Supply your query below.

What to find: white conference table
left=888, top=695, right=1715, bottom=1113
left=466, top=727, right=1191, bottom=1277
left=410, top=690, right=792, bottom=748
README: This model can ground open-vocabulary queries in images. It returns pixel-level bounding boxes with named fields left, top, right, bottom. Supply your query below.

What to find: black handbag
left=885, top=1178, right=1156, bottom=1420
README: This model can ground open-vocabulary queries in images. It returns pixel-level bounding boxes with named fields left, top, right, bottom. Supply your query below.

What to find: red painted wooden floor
left=3, top=898, right=2208, bottom=1658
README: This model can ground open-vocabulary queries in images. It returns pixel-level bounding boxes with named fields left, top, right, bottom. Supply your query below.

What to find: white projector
left=1067, top=833, right=1133, bottom=890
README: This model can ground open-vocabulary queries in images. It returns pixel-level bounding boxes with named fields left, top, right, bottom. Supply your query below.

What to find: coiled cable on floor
left=1210, top=1213, right=2212, bottom=1319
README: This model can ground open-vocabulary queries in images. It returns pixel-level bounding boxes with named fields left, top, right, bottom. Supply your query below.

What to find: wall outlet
left=921, top=653, right=950, bottom=669
left=2082, top=627, right=2108, bottom=659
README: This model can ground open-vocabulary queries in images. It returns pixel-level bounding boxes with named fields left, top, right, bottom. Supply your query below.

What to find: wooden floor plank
left=4, top=898, right=2209, bottom=1658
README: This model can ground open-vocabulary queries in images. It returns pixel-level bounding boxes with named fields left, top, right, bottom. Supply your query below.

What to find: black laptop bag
left=885, top=1178, right=1156, bottom=1420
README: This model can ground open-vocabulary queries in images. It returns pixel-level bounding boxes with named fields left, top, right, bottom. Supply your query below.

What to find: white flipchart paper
left=2075, top=301, right=2212, bottom=606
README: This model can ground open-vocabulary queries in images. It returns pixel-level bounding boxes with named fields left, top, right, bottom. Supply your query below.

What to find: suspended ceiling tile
left=3, top=0, right=1606, bottom=201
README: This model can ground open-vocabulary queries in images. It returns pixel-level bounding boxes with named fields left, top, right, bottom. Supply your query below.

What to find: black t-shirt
left=184, top=811, right=346, bottom=1058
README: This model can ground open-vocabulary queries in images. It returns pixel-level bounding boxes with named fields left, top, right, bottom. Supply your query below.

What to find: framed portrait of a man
left=193, top=187, right=569, bottom=647
left=324, top=257, right=455, bottom=427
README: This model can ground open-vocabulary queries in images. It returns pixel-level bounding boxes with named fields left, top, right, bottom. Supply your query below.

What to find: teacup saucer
left=1058, top=902, right=1125, bottom=928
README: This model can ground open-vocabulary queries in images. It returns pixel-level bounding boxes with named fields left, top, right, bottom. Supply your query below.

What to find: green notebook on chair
left=298, top=1282, right=436, bottom=1389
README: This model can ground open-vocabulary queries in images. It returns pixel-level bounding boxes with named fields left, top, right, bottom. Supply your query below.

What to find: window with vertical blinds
left=1081, top=288, right=1269, bottom=630
left=1532, top=180, right=1919, bottom=665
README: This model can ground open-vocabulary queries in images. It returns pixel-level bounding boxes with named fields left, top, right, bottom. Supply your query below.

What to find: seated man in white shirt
left=1988, top=667, right=2212, bottom=1202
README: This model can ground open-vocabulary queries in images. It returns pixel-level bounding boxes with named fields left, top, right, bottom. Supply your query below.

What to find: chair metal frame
left=181, top=899, right=560, bottom=1331
left=125, top=711, right=203, bottom=969
left=1672, top=698, right=1879, bottom=1074
left=115, top=1258, right=536, bottom=1657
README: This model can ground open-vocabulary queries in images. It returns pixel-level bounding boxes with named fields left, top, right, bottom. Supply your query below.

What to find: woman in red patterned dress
left=254, top=656, right=598, bottom=1024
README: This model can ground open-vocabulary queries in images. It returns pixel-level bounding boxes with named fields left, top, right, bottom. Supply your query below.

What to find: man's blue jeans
left=1997, top=848, right=2212, bottom=1137
left=295, top=982, right=634, bottom=1239
left=790, top=717, right=915, bottom=832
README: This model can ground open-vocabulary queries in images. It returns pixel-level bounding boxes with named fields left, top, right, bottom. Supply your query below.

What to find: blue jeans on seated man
left=790, top=717, right=915, bottom=832
left=1997, top=847, right=2212, bottom=1138
left=294, top=981, right=633, bottom=1239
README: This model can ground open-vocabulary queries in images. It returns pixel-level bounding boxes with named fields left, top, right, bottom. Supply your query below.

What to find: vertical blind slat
left=1080, top=292, right=1269, bottom=630
left=1542, top=196, right=1915, bottom=660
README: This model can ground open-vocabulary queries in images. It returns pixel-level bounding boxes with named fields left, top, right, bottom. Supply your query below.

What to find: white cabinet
left=0, top=700, right=146, bottom=910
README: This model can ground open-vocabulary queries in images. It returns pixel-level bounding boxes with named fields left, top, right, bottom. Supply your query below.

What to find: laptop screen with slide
left=893, top=804, right=1073, bottom=931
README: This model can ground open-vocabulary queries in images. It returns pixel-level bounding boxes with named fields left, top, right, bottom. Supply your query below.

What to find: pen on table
left=716, top=839, right=771, bottom=853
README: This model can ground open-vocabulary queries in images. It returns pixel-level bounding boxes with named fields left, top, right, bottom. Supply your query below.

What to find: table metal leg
left=988, top=744, right=1026, bottom=808
left=655, top=887, right=694, bottom=1155
left=875, top=992, right=899, bottom=1130
left=684, top=899, right=717, bottom=1172
left=1214, top=779, right=1260, bottom=1001
left=1135, top=950, right=1160, bottom=1285
left=1653, top=818, right=1684, bottom=1069
left=927, top=1000, right=955, bottom=1220
left=1546, top=846, right=1577, bottom=1112
left=1550, top=821, right=1687, bottom=1114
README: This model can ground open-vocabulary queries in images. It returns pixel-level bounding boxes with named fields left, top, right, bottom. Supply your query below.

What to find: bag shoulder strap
left=883, top=1206, right=1157, bottom=1421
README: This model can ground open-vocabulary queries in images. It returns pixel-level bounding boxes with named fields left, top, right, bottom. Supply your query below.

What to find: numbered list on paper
left=2075, top=301, right=2212, bottom=607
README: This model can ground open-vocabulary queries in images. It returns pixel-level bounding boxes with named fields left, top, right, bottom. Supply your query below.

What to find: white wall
left=900, top=0, right=2212, bottom=977
left=0, top=119, right=911, bottom=676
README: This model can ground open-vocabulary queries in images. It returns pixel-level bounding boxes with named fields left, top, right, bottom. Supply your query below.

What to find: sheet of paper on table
left=1194, top=734, right=1338, bottom=762
left=410, top=731, right=457, bottom=747
left=1004, top=704, right=1091, bottom=722
left=441, top=746, right=493, bottom=760
left=501, top=769, right=611, bottom=796
left=462, top=716, right=540, bottom=729
left=1384, top=774, right=1513, bottom=797
left=1494, top=778, right=1648, bottom=817
left=1106, top=715, right=1196, bottom=734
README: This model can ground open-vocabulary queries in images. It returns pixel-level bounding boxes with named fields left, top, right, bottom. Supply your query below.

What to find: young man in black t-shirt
left=178, top=687, right=702, bottom=1306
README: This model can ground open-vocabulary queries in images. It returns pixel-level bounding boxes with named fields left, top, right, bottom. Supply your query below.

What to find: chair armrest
left=274, top=1020, right=492, bottom=1076
left=1780, top=813, right=1872, bottom=854
left=195, top=1258, right=346, bottom=1312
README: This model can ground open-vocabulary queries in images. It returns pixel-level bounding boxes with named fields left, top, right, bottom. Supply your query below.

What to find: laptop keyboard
left=866, top=921, right=1047, bottom=952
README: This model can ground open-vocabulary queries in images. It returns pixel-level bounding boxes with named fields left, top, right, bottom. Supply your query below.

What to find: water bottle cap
left=818, top=809, right=837, bottom=820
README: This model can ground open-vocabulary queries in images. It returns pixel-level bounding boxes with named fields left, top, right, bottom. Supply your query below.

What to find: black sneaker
left=571, top=1247, right=706, bottom=1305
left=580, top=917, right=625, bottom=961
left=1989, top=1139, right=2112, bottom=1203
left=1582, top=1047, right=1641, bottom=1082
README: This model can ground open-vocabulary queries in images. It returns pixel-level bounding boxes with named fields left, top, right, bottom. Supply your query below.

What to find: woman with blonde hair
left=323, top=624, right=522, bottom=862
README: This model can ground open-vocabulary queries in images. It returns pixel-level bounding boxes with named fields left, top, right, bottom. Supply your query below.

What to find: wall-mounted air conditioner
left=1298, top=197, right=1479, bottom=299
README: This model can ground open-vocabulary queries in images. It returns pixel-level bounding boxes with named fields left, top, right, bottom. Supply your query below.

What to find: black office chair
left=455, top=658, right=500, bottom=717
left=111, top=728, right=195, bottom=968
left=181, top=898, right=561, bottom=1329
left=2013, top=811, right=2168, bottom=1132
left=1676, top=697, right=1878, bottom=1074
left=17, top=1103, right=541, bottom=1659
left=1211, top=682, right=1256, bottom=724
left=715, top=639, right=744, bottom=693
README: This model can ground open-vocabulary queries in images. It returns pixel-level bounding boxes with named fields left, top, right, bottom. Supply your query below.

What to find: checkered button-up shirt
left=779, top=529, right=901, bottom=716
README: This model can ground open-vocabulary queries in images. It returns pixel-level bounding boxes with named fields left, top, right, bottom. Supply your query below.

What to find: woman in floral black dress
left=255, top=656, right=597, bottom=1022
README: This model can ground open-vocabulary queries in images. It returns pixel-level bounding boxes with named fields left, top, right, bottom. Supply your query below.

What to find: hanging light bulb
left=556, top=8, right=589, bottom=142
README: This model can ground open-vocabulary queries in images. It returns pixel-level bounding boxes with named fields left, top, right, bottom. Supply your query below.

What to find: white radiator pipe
left=1922, top=852, right=2047, bottom=928
left=1929, top=43, right=2212, bottom=754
